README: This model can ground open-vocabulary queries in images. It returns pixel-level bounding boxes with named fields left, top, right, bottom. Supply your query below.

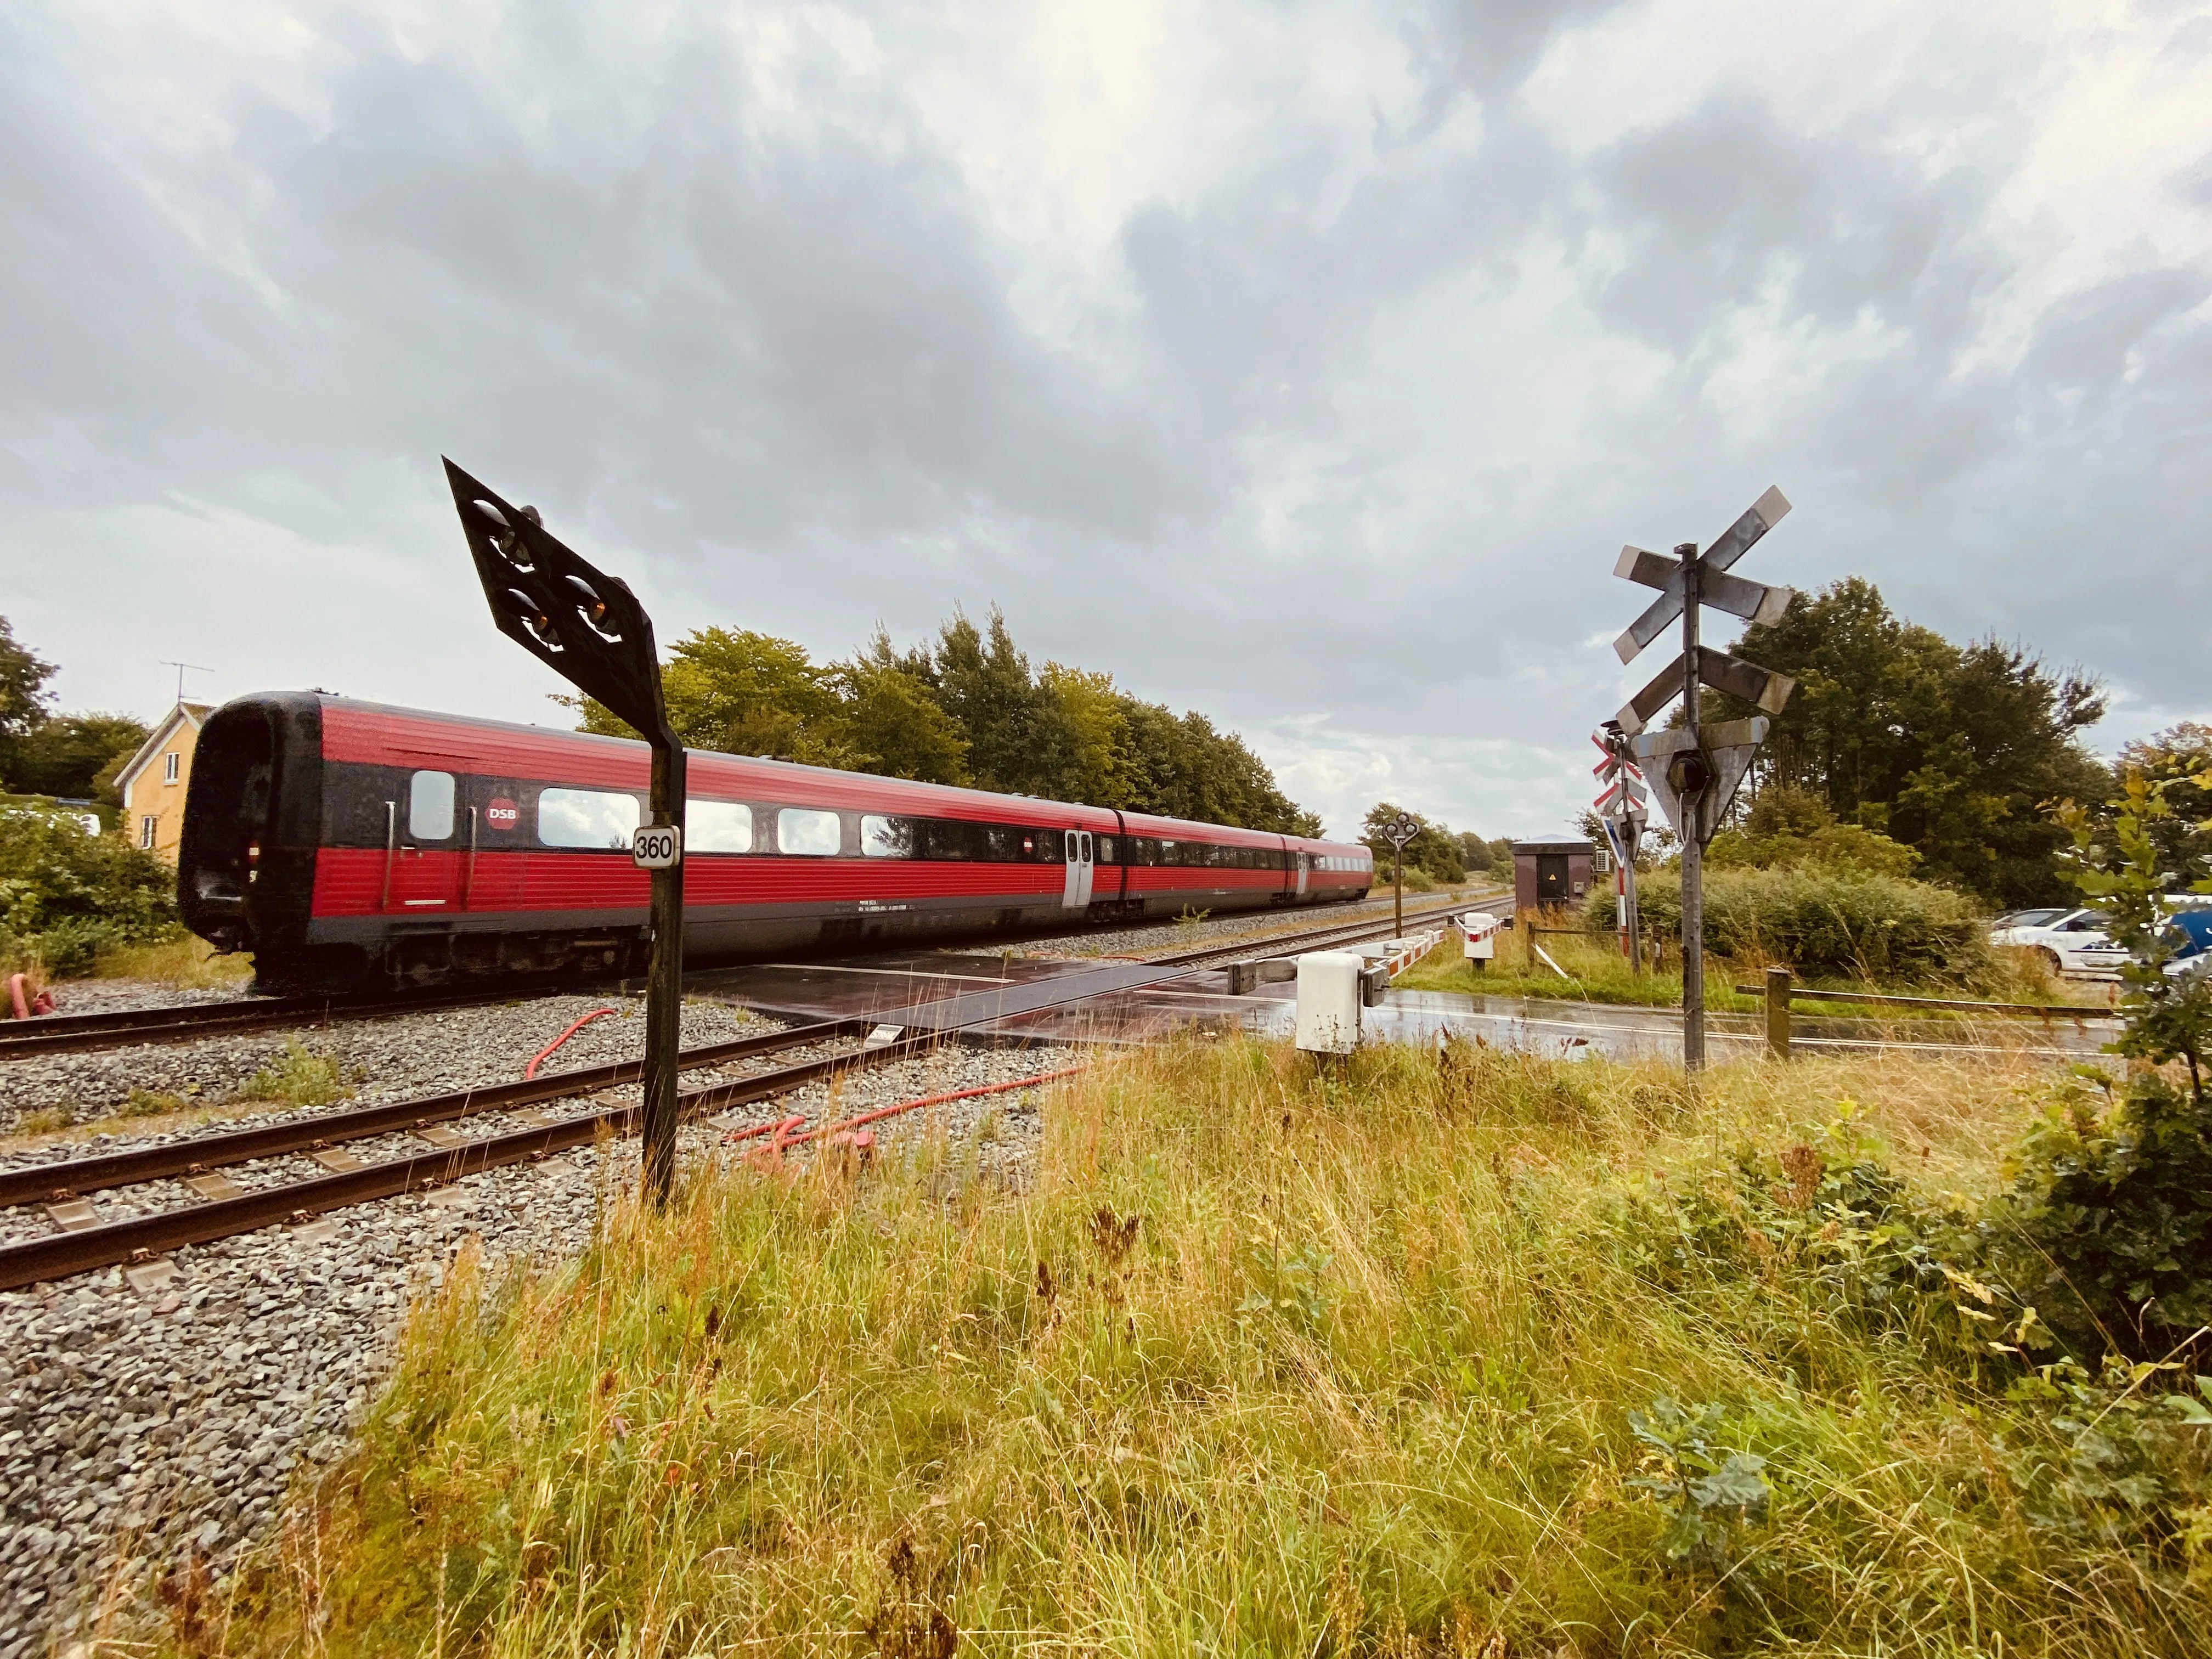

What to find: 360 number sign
left=631, top=825, right=682, bottom=870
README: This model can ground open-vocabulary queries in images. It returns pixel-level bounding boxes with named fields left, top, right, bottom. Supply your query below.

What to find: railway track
left=0, top=980, right=600, bottom=1063
left=0, top=893, right=1509, bottom=1291
left=0, top=891, right=1502, bottom=1061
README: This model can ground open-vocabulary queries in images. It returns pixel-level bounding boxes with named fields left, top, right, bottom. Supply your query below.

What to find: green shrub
left=1707, top=782, right=1923, bottom=878
left=1591, top=864, right=1994, bottom=984
left=1999, top=1356, right=2212, bottom=1558
left=1975, top=1073, right=2212, bottom=1360
left=0, top=808, right=180, bottom=975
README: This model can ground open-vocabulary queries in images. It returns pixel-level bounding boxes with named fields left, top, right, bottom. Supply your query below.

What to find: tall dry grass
left=151, top=1037, right=2209, bottom=1657
left=91, top=934, right=256, bottom=989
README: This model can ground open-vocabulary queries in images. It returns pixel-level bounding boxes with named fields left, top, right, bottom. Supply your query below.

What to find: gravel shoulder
left=0, top=986, right=1069, bottom=1656
left=16, top=979, right=253, bottom=1019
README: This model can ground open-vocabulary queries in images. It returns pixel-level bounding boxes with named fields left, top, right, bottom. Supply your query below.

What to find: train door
left=383, top=769, right=463, bottom=912
left=1062, top=830, right=1094, bottom=909
left=1294, top=843, right=1308, bottom=899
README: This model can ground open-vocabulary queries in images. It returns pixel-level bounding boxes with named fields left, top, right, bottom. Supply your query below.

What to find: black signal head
left=443, top=458, right=669, bottom=743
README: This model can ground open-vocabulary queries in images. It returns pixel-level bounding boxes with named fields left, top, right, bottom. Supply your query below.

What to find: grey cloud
left=3, top=1, right=2208, bottom=845
left=1590, top=96, right=1993, bottom=350
left=3, top=15, right=1210, bottom=563
left=1415, top=0, right=1635, bottom=97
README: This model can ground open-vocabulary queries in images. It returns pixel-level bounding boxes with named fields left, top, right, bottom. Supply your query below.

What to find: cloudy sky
left=4, top=0, right=2208, bottom=840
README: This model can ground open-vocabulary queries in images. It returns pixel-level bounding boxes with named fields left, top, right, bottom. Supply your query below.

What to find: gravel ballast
left=0, top=984, right=1072, bottom=1655
left=0, top=991, right=764, bottom=1137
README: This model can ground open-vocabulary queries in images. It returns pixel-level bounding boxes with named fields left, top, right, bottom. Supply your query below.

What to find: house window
left=163, top=752, right=180, bottom=784
left=139, top=815, right=157, bottom=849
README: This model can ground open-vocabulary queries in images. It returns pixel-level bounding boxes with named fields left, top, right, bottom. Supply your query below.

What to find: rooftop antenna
left=160, top=661, right=213, bottom=705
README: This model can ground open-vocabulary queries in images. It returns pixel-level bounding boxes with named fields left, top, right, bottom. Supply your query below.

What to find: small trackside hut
left=1512, top=837, right=1594, bottom=914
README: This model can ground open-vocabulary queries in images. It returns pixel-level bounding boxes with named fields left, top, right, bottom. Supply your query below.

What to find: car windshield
left=1999, top=909, right=2065, bottom=928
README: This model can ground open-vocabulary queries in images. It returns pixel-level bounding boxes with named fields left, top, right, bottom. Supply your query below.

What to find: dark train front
left=179, top=693, right=1374, bottom=994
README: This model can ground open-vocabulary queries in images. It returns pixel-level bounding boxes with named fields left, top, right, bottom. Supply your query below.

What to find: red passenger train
left=179, top=695, right=1374, bottom=992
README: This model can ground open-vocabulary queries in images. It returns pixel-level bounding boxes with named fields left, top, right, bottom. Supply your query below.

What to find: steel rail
left=0, top=1018, right=869, bottom=1207
left=0, top=905, right=1526, bottom=1289
left=0, top=960, right=1212, bottom=1290
left=0, top=980, right=605, bottom=1062
left=1, top=904, right=1428, bottom=1206
left=0, top=896, right=1431, bottom=1060
left=0, top=1032, right=955, bottom=1293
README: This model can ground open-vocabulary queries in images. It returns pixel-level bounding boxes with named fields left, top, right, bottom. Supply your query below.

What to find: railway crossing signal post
left=443, top=459, right=689, bottom=1205
left=1610, top=488, right=1799, bottom=1072
left=1591, top=723, right=1647, bottom=972
left=1380, top=812, right=1420, bottom=939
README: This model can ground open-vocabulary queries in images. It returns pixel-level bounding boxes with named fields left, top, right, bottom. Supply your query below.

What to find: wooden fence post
left=1765, top=967, right=1792, bottom=1060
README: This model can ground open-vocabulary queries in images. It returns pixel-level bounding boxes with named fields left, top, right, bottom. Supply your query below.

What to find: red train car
left=179, top=695, right=1373, bottom=991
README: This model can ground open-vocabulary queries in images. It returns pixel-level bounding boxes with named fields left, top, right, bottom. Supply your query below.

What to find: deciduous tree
left=1722, top=578, right=2107, bottom=906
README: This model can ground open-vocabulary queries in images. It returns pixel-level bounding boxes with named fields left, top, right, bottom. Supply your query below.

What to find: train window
left=861, top=815, right=912, bottom=857
left=778, top=807, right=842, bottom=856
left=408, top=771, right=455, bottom=840
left=539, top=788, right=640, bottom=849
left=1097, top=834, right=1116, bottom=864
left=687, top=800, right=753, bottom=853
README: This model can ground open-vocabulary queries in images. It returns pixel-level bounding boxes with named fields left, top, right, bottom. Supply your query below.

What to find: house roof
left=113, top=702, right=216, bottom=797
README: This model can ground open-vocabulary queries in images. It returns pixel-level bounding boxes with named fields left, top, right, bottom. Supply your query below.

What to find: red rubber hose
left=721, top=1066, right=1088, bottom=1159
left=523, top=1007, right=618, bottom=1080
left=816, top=1065, right=1088, bottom=1142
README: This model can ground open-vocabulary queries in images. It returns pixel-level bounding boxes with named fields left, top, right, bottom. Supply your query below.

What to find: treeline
left=1712, top=578, right=2115, bottom=908
left=0, top=618, right=148, bottom=803
left=570, top=608, right=1323, bottom=836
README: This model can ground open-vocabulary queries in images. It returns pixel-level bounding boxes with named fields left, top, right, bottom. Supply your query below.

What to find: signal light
left=500, top=587, right=563, bottom=651
left=565, top=574, right=619, bottom=639
left=475, top=498, right=543, bottom=571
left=1667, top=751, right=1712, bottom=795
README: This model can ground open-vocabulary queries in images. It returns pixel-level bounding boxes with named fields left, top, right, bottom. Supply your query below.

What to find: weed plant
left=94, top=934, right=257, bottom=989
left=155, top=1037, right=2212, bottom=1657
left=232, top=1039, right=349, bottom=1109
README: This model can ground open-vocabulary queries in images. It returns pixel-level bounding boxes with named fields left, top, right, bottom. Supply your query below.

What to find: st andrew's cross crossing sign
left=1607, top=485, right=1801, bottom=1072
left=1590, top=727, right=1647, bottom=825
left=1610, top=487, right=1799, bottom=845
left=1591, top=725, right=1647, bottom=970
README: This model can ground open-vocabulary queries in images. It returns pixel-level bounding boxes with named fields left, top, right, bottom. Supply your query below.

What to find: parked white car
left=1989, top=907, right=2114, bottom=977
left=2074, top=909, right=2212, bottom=983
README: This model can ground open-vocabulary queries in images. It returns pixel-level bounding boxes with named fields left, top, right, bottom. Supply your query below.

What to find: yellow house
left=114, top=702, right=215, bottom=862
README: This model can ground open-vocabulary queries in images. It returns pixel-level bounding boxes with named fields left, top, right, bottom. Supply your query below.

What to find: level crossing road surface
left=686, top=950, right=2113, bottom=1062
